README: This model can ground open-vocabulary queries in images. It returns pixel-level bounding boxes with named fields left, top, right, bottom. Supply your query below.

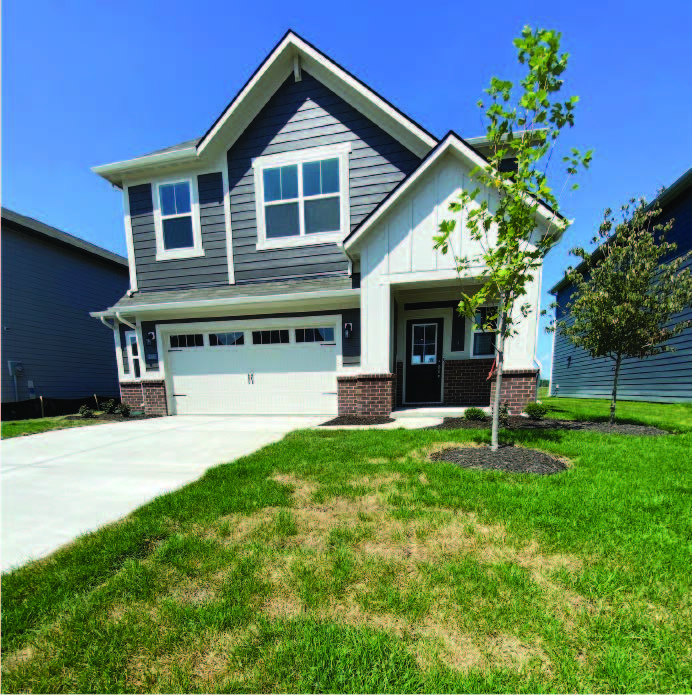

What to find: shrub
left=115, top=403, right=131, bottom=418
left=524, top=402, right=548, bottom=420
left=499, top=402, right=510, bottom=427
left=101, top=399, right=117, bottom=414
left=78, top=405, right=95, bottom=419
left=464, top=407, right=487, bottom=421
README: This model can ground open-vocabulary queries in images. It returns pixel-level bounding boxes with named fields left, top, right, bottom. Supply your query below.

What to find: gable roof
left=1, top=207, right=128, bottom=268
left=343, top=131, right=565, bottom=253
left=93, top=30, right=438, bottom=187
left=549, top=166, right=692, bottom=295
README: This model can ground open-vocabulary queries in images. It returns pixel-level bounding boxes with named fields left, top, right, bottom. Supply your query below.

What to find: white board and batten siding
left=358, top=152, right=541, bottom=374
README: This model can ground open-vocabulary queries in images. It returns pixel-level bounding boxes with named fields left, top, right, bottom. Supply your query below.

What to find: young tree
left=434, top=27, right=592, bottom=450
left=552, top=198, right=692, bottom=423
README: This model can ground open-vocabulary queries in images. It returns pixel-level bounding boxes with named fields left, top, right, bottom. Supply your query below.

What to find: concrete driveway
left=1, top=415, right=323, bottom=572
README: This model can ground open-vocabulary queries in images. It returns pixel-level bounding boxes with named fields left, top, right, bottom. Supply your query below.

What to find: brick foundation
left=490, top=369, right=539, bottom=414
left=443, top=358, right=495, bottom=406
left=338, top=373, right=396, bottom=416
left=119, top=381, right=168, bottom=416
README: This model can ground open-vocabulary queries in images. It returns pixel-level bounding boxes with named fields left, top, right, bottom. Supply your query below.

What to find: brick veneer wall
left=443, top=359, right=495, bottom=406
left=338, top=373, right=396, bottom=416
left=119, top=381, right=168, bottom=416
left=490, top=370, right=539, bottom=414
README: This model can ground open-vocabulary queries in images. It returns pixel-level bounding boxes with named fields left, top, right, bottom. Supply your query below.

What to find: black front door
left=405, top=319, right=444, bottom=404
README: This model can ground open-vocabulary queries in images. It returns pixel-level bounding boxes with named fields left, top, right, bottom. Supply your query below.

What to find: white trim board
left=92, top=31, right=438, bottom=188
left=344, top=132, right=565, bottom=253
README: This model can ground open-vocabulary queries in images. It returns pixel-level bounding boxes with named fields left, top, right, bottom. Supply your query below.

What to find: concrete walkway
left=1, top=415, right=323, bottom=572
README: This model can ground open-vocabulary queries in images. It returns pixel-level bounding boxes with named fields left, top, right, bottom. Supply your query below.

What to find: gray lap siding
left=129, top=173, right=229, bottom=292
left=227, top=71, right=421, bottom=283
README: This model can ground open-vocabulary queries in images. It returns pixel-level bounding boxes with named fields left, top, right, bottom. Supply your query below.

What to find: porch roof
left=90, top=275, right=359, bottom=318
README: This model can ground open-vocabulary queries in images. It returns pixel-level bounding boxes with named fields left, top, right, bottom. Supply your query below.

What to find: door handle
left=248, top=374, right=254, bottom=384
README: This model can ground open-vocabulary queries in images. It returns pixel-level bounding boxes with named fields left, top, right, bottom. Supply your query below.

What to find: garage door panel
left=167, top=335, right=338, bottom=415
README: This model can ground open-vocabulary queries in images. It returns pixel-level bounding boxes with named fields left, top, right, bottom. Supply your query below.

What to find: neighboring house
left=550, top=167, right=692, bottom=402
left=1, top=208, right=129, bottom=403
left=91, top=31, right=559, bottom=418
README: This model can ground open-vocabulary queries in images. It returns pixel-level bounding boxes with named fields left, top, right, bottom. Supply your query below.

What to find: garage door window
left=252, top=329, right=289, bottom=345
left=295, top=327, right=335, bottom=343
left=170, top=334, right=204, bottom=348
left=209, top=332, right=245, bottom=346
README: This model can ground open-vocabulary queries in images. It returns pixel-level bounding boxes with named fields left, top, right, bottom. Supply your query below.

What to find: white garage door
left=166, top=325, right=338, bottom=415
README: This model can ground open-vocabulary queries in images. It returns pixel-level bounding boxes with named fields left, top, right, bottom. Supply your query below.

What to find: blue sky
left=3, top=0, right=691, bottom=376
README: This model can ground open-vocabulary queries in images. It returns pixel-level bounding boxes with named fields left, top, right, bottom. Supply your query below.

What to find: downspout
left=100, top=316, right=116, bottom=330
left=115, top=312, right=136, bottom=330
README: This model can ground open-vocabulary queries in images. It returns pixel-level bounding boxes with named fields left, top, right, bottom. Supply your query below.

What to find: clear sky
left=3, top=0, right=691, bottom=377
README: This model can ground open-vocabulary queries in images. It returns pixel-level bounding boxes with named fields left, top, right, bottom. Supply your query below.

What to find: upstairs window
left=472, top=307, right=498, bottom=357
left=159, top=182, right=193, bottom=249
left=253, top=143, right=351, bottom=250
left=153, top=178, right=204, bottom=261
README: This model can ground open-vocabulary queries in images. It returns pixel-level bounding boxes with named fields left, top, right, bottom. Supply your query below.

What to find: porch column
left=361, top=275, right=391, bottom=373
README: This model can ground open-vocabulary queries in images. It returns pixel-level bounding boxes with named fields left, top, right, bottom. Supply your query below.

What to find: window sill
left=256, top=231, right=344, bottom=251
left=156, top=247, right=205, bottom=262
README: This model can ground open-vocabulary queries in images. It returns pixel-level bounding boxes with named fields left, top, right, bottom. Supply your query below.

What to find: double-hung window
left=472, top=307, right=498, bottom=357
left=253, top=143, right=351, bottom=249
left=154, top=179, right=204, bottom=261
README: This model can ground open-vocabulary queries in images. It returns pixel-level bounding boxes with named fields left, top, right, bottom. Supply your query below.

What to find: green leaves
left=554, top=199, right=692, bottom=364
left=435, top=25, right=591, bottom=343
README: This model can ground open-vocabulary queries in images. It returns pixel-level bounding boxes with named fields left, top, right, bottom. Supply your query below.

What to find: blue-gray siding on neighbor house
left=129, top=173, right=229, bottom=292
left=1, top=221, right=129, bottom=402
left=551, top=189, right=692, bottom=403
left=227, top=71, right=422, bottom=283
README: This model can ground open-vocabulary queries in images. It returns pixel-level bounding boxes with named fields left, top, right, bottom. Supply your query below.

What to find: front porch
left=337, top=283, right=539, bottom=417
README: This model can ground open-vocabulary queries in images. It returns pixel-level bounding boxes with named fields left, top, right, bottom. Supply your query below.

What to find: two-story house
left=91, top=31, right=557, bottom=417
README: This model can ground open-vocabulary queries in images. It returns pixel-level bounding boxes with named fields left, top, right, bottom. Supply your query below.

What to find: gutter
left=92, top=147, right=199, bottom=187
left=90, top=287, right=361, bottom=318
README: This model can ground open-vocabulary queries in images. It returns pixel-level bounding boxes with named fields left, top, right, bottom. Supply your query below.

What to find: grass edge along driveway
left=2, top=397, right=691, bottom=693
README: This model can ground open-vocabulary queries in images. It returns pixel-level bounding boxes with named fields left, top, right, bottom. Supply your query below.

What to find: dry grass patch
left=1, top=647, right=34, bottom=673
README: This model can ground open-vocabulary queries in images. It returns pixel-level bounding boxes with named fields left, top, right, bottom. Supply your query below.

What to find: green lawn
left=2, top=399, right=691, bottom=693
left=1, top=415, right=110, bottom=439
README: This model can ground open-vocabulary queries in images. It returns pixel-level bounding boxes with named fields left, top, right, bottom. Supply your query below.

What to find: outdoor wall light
left=344, top=322, right=353, bottom=340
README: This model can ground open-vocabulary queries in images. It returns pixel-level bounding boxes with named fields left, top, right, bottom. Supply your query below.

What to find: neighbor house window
left=170, top=334, right=204, bottom=348
left=472, top=307, right=497, bottom=356
left=253, top=143, right=351, bottom=249
left=252, top=330, right=289, bottom=345
left=295, top=327, right=335, bottom=343
left=153, top=178, right=204, bottom=261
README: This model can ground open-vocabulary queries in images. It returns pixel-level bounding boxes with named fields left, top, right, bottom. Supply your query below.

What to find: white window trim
left=252, top=142, right=351, bottom=251
left=152, top=177, right=205, bottom=261
left=471, top=305, right=498, bottom=358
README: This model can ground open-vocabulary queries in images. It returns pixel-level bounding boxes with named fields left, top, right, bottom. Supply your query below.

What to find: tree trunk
left=491, top=303, right=507, bottom=451
left=610, top=353, right=622, bottom=425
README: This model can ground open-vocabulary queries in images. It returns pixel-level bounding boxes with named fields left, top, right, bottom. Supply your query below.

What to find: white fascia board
left=92, top=32, right=438, bottom=187
left=90, top=288, right=360, bottom=318
left=345, top=133, right=564, bottom=253
left=92, top=147, right=199, bottom=188
left=197, top=32, right=438, bottom=160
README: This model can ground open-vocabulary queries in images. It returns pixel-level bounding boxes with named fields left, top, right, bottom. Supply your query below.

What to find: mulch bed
left=64, top=414, right=161, bottom=423
left=429, top=416, right=670, bottom=436
left=320, top=415, right=395, bottom=426
left=430, top=445, right=569, bottom=475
